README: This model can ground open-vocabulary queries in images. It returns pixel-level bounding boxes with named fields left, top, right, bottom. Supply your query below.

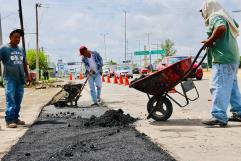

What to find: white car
left=115, top=66, right=133, bottom=78
left=102, top=66, right=110, bottom=76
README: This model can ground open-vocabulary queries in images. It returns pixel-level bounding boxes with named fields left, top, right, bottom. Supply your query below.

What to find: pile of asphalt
left=2, top=107, right=176, bottom=161
left=84, top=109, right=137, bottom=127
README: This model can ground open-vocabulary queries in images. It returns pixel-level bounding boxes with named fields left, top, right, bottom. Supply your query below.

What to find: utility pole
left=152, top=42, right=161, bottom=60
left=0, top=14, right=3, bottom=80
left=18, top=0, right=26, bottom=52
left=124, top=10, right=127, bottom=61
left=36, top=3, right=41, bottom=82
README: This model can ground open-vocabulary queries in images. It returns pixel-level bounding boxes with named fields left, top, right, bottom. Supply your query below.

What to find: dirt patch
left=2, top=108, right=176, bottom=161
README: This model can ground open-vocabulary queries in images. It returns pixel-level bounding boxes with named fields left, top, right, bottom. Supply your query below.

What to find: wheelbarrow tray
left=47, top=83, right=83, bottom=107
left=130, top=57, right=192, bottom=96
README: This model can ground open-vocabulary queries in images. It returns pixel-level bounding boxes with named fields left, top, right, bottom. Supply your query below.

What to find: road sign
left=134, top=49, right=166, bottom=56
left=150, top=49, right=166, bottom=55
left=134, top=51, right=149, bottom=56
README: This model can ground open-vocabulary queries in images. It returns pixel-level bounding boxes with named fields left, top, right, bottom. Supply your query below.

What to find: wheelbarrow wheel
left=147, top=96, right=173, bottom=121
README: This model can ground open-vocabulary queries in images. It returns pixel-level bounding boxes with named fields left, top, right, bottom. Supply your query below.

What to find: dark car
left=132, top=67, right=140, bottom=74
left=157, top=56, right=203, bottom=80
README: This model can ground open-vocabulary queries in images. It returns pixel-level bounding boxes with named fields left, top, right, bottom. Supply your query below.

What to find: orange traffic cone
left=119, top=75, right=124, bottom=85
left=69, top=72, right=73, bottom=80
left=113, top=74, right=118, bottom=84
left=124, top=74, right=129, bottom=86
left=107, top=75, right=111, bottom=83
left=102, top=75, right=105, bottom=82
left=79, top=72, right=83, bottom=80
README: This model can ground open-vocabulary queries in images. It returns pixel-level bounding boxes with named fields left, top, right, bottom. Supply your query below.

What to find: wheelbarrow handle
left=184, top=45, right=207, bottom=78
left=80, top=73, right=91, bottom=92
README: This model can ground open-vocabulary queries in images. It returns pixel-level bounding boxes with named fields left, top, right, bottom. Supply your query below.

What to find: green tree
left=26, top=49, right=48, bottom=70
left=161, top=39, right=177, bottom=57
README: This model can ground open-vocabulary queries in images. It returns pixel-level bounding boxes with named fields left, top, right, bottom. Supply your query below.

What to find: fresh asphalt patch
left=2, top=105, right=176, bottom=161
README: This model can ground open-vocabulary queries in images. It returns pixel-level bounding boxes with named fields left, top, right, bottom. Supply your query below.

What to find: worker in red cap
left=79, top=46, right=103, bottom=106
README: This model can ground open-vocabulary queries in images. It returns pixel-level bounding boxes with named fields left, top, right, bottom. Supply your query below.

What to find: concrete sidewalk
left=0, top=87, right=60, bottom=159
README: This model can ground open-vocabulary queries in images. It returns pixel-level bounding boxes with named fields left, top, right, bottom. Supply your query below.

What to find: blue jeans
left=88, top=73, right=102, bottom=103
left=4, top=79, right=24, bottom=122
left=210, top=64, right=241, bottom=123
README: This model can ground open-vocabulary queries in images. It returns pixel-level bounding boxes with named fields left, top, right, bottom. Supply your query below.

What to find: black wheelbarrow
left=129, top=46, right=207, bottom=121
left=47, top=74, right=90, bottom=107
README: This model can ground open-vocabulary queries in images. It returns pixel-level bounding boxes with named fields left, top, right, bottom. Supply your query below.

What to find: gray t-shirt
left=0, top=44, right=26, bottom=84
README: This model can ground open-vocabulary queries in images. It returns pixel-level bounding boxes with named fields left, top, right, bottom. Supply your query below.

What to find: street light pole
left=147, top=33, right=151, bottom=70
left=138, top=40, right=141, bottom=66
left=35, top=3, right=41, bottom=82
left=100, top=33, right=108, bottom=63
left=124, top=10, right=127, bottom=61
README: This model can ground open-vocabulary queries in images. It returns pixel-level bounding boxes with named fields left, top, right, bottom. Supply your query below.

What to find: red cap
left=79, top=46, right=87, bottom=55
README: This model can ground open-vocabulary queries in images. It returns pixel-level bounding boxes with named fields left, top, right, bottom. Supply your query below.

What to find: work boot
left=6, top=122, right=17, bottom=128
left=14, top=119, right=25, bottom=125
left=228, top=113, right=241, bottom=122
left=97, top=98, right=102, bottom=103
left=91, top=103, right=99, bottom=107
left=202, top=118, right=227, bottom=127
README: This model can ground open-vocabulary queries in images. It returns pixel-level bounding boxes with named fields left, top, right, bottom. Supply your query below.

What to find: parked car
left=132, top=67, right=140, bottom=74
left=157, top=56, right=203, bottom=80
left=102, top=66, right=110, bottom=76
left=140, top=67, right=150, bottom=74
left=109, top=67, right=115, bottom=77
left=115, top=66, right=133, bottom=78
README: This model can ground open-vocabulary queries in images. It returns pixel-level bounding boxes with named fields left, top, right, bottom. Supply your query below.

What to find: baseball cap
left=79, top=46, right=87, bottom=55
left=9, top=29, right=24, bottom=37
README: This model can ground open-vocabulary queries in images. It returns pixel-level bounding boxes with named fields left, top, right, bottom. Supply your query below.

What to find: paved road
left=1, top=70, right=241, bottom=161
left=0, top=87, right=61, bottom=159
left=98, top=75, right=241, bottom=161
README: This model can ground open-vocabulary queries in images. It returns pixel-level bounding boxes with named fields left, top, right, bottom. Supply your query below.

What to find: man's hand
left=25, top=74, right=31, bottom=86
left=90, top=70, right=96, bottom=75
left=201, top=39, right=214, bottom=47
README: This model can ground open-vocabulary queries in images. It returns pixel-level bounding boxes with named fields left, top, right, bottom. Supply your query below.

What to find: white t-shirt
left=87, top=54, right=97, bottom=72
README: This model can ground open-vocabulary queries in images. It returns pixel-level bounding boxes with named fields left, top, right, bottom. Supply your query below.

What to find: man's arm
left=202, top=25, right=227, bottom=47
left=99, top=54, right=103, bottom=67
left=23, top=60, right=31, bottom=82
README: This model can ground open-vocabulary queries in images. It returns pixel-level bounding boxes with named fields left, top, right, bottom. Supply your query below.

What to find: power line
left=1, top=11, right=18, bottom=20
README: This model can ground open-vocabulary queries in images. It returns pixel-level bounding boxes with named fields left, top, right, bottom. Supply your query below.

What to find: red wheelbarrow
left=130, top=46, right=207, bottom=121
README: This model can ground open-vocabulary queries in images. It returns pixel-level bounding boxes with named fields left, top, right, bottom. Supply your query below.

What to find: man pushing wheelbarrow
left=200, top=0, right=241, bottom=127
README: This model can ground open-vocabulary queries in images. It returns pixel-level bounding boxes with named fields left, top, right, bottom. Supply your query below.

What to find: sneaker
left=6, top=122, right=17, bottom=128
left=202, top=119, right=227, bottom=127
left=228, top=113, right=241, bottom=122
left=14, top=119, right=25, bottom=125
left=91, top=103, right=99, bottom=107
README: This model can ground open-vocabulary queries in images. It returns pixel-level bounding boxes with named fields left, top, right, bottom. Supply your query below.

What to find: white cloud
left=0, top=0, right=241, bottom=64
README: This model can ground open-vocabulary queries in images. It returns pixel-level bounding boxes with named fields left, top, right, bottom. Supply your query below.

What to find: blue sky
left=0, top=0, right=241, bottom=65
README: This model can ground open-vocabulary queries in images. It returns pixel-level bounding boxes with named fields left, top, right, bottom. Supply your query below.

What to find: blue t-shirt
left=0, top=44, right=26, bottom=84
